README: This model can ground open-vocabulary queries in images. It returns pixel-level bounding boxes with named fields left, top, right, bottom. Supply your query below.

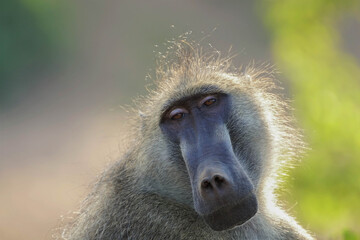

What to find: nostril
left=201, top=179, right=212, bottom=189
left=201, top=174, right=228, bottom=191
left=213, top=175, right=225, bottom=184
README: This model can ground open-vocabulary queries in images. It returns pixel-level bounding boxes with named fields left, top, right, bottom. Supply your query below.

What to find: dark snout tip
left=200, top=174, right=227, bottom=190
left=203, top=193, right=258, bottom=231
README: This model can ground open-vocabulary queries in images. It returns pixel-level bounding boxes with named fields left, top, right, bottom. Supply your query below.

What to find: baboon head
left=135, top=43, right=297, bottom=232
left=58, top=41, right=310, bottom=240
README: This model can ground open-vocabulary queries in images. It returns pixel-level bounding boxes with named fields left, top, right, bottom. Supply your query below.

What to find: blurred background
left=0, top=0, right=359, bottom=239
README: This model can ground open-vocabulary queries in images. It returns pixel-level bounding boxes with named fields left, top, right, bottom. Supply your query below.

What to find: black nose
left=199, top=169, right=233, bottom=198
left=201, top=174, right=227, bottom=190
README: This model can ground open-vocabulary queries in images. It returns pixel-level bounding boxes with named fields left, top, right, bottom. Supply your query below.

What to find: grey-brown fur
left=58, top=42, right=313, bottom=240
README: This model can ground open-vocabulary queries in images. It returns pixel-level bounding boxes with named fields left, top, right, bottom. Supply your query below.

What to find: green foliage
left=343, top=229, right=360, bottom=240
left=0, top=0, right=68, bottom=107
left=259, top=0, right=360, bottom=238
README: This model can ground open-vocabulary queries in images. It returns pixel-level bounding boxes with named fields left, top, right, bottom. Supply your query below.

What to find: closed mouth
left=202, top=193, right=258, bottom=231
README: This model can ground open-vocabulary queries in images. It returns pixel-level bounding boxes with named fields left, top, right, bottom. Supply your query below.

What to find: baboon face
left=160, top=92, right=258, bottom=231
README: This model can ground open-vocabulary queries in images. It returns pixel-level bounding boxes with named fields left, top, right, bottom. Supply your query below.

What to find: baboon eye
left=172, top=113, right=184, bottom=120
left=201, top=95, right=217, bottom=107
left=169, top=108, right=188, bottom=120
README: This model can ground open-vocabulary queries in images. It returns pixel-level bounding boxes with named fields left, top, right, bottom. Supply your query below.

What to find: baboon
left=59, top=42, right=313, bottom=240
